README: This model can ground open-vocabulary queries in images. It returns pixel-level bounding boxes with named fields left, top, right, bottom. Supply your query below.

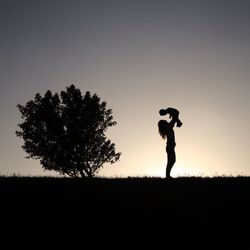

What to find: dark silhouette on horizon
left=16, top=84, right=121, bottom=178
left=158, top=107, right=182, bottom=178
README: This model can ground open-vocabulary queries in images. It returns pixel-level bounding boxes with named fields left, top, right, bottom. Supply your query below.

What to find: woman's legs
left=166, top=146, right=176, bottom=178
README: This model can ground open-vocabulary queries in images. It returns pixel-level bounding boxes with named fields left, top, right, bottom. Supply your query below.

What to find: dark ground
left=0, top=176, right=250, bottom=249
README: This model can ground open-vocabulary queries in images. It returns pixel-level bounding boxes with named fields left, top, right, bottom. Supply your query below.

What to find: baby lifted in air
left=159, top=107, right=183, bottom=127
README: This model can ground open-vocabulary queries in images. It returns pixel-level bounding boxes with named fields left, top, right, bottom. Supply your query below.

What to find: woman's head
left=158, top=120, right=168, bottom=139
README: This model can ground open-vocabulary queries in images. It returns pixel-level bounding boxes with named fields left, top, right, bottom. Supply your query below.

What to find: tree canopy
left=16, top=84, right=121, bottom=177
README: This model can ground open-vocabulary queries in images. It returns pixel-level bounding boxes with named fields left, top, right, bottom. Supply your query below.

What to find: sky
left=1, top=0, right=250, bottom=178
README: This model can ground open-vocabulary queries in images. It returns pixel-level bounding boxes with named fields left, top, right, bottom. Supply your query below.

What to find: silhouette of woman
left=158, top=108, right=182, bottom=178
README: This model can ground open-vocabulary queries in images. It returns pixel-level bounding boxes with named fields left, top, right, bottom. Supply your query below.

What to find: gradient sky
left=1, top=0, right=250, bottom=177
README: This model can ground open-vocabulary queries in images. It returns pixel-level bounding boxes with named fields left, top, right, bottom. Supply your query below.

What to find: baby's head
left=159, top=109, right=168, bottom=116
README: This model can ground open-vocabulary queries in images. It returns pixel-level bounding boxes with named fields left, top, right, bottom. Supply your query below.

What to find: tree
left=16, top=84, right=121, bottom=178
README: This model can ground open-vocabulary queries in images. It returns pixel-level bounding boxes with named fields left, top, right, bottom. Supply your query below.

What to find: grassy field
left=0, top=176, right=250, bottom=249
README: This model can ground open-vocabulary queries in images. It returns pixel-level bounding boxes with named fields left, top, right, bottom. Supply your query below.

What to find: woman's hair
left=158, top=120, right=168, bottom=139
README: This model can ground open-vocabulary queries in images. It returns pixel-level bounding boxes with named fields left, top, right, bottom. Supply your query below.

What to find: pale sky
left=1, top=0, right=250, bottom=177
